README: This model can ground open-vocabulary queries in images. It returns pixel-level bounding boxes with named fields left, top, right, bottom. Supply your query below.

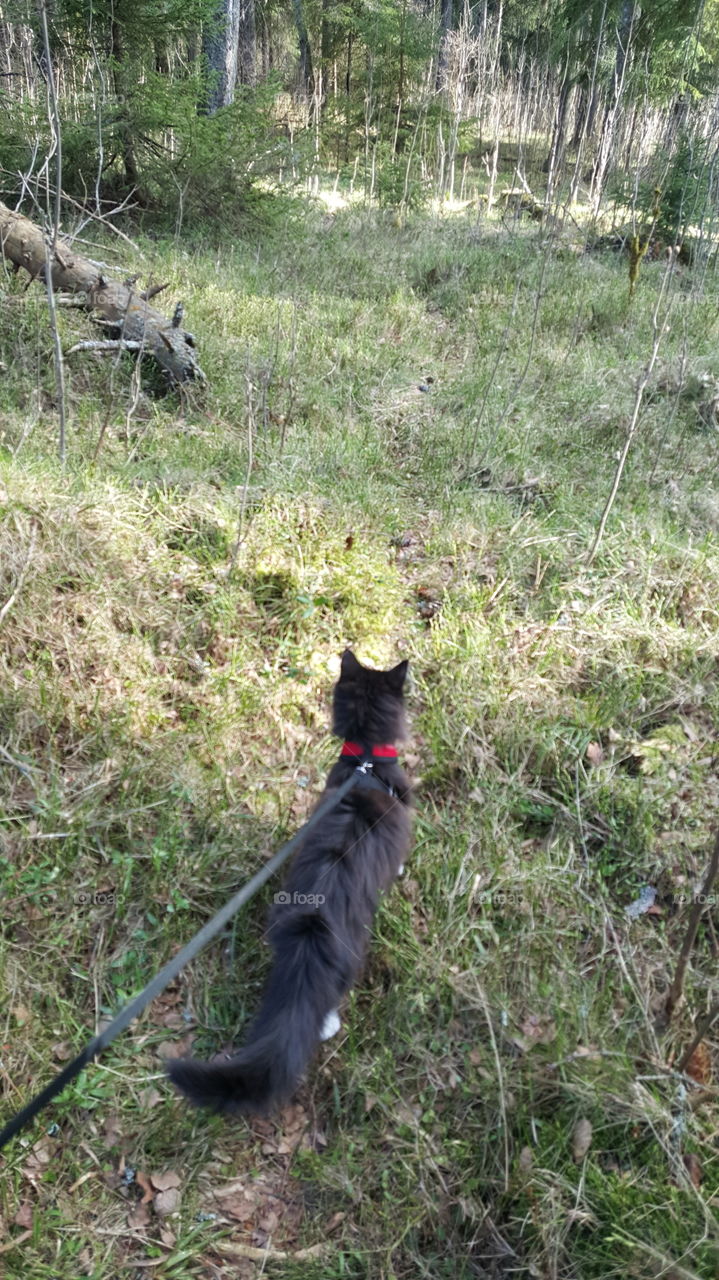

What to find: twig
left=212, top=1241, right=330, bottom=1264
left=280, top=302, right=298, bottom=455
left=140, top=282, right=168, bottom=301
left=587, top=266, right=673, bottom=565
left=43, top=236, right=67, bottom=462
left=665, top=829, right=719, bottom=1020
left=0, top=522, right=38, bottom=627
left=67, top=339, right=142, bottom=355
left=229, top=360, right=256, bottom=570
left=678, top=999, right=719, bottom=1074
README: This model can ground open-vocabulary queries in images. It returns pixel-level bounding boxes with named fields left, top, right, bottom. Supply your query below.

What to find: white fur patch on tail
left=320, top=1009, right=341, bottom=1041
left=397, top=864, right=405, bottom=876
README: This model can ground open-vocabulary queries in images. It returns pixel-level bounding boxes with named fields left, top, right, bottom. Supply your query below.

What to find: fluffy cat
left=166, top=648, right=412, bottom=1114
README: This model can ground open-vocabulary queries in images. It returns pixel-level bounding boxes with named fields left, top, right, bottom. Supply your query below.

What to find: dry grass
left=0, top=206, right=718, bottom=1278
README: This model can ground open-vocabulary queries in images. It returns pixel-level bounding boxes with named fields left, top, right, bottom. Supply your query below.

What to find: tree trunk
left=435, top=0, right=453, bottom=90
left=204, top=0, right=241, bottom=112
left=237, top=0, right=256, bottom=87
left=0, top=201, right=204, bottom=385
left=345, top=28, right=352, bottom=98
left=110, top=19, right=140, bottom=191
left=544, top=62, right=571, bottom=198
left=293, top=0, right=313, bottom=96
left=320, top=0, right=332, bottom=103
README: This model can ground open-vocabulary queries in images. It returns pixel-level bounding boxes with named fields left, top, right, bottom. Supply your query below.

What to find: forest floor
left=1, top=201, right=719, bottom=1279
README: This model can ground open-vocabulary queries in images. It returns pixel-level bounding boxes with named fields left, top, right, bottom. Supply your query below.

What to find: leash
left=0, top=759, right=386, bottom=1153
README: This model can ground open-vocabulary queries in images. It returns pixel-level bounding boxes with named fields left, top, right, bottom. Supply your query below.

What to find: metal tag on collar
left=356, top=759, right=373, bottom=775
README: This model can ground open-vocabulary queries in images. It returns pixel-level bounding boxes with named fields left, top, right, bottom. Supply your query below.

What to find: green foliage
left=374, top=142, right=427, bottom=210
left=657, top=131, right=719, bottom=242
left=611, top=132, right=718, bottom=251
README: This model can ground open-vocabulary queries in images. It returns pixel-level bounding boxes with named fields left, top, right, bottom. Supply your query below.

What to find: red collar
left=341, top=741, right=398, bottom=760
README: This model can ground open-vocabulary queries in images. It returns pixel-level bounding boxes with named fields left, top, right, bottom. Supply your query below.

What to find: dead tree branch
left=0, top=200, right=205, bottom=385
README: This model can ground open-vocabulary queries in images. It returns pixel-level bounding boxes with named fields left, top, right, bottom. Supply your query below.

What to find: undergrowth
left=0, top=203, right=718, bottom=1278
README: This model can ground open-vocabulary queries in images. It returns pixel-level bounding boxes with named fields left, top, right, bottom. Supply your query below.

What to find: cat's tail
left=166, top=912, right=348, bottom=1114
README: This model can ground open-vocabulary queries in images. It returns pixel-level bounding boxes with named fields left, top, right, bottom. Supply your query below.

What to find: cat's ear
left=387, top=658, right=409, bottom=691
left=340, top=648, right=363, bottom=678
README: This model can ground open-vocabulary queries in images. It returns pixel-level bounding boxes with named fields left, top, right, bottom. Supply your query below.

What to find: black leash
left=0, top=761, right=382, bottom=1152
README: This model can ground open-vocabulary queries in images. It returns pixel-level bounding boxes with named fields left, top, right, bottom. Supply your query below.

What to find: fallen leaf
left=572, top=1117, right=593, bottom=1161
left=136, top=1171, right=154, bottom=1205
left=214, top=1178, right=257, bottom=1199
left=683, top=1152, right=703, bottom=1188
left=159, top=1227, right=176, bottom=1247
left=684, top=1043, right=712, bottom=1086
left=157, top=1033, right=194, bottom=1060
left=325, top=1211, right=346, bottom=1233
left=139, top=1087, right=164, bottom=1110
left=573, top=1044, right=601, bottom=1059
left=518, top=1146, right=533, bottom=1173
left=103, top=1113, right=122, bottom=1150
left=520, top=1013, right=557, bottom=1045
left=257, top=1208, right=280, bottom=1233
left=586, top=742, right=604, bottom=767
left=12, top=1203, right=33, bottom=1229
left=221, top=1194, right=258, bottom=1222
left=158, top=1010, right=186, bottom=1030
left=154, top=1187, right=181, bottom=1217
left=128, top=1203, right=151, bottom=1230
left=51, top=1041, right=72, bottom=1061
left=22, top=1137, right=55, bottom=1184
left=151, top=1169, right=181, bottom=1192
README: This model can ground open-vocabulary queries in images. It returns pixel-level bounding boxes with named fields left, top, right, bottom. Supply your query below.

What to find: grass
left=1, top=198, right=719, bottom=1278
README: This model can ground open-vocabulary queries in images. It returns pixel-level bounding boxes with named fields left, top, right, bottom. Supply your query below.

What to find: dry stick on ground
left=0, top=201, right=204, bottom=385
left=212, top=1241, right=330, bottom=1265
left=229, top=360, right=256, bottom=570
left=665, top=828, right=719, bottom=1021
left=586, top=266, right=674, bottom=565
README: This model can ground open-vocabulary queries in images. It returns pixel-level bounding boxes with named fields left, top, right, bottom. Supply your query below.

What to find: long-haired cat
left=167, top=648, right=412, bottom=1114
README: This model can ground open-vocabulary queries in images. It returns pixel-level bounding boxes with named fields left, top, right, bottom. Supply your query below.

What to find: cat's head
left=332, top=649, right=409, bottom=744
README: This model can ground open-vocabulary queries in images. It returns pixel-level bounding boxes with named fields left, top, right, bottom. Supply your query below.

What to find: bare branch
left=66, top=339, right=143, bottom=354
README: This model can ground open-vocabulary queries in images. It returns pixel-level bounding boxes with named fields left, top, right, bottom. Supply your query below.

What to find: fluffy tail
left=166, top=913, right=348, bottom=1114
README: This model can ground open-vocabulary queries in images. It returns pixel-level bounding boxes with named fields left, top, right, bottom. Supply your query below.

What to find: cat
left=166, top=648, right=412, bottom=1114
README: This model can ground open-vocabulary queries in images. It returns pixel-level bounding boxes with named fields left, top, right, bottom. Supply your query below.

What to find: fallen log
left=0, top=200, right=204, bottom=385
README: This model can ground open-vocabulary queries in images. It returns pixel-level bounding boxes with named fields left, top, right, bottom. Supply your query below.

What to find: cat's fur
left=166, top=649, right=412, bottom=1114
